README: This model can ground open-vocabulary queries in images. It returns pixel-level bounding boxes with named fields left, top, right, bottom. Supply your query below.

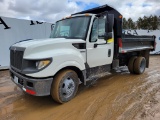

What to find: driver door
left=86, top=16, right=114, bottom=68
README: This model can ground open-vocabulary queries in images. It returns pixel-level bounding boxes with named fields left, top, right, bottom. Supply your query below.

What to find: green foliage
left=123, top=15, right=160, bottom=30
left=123, top=18, right=128, bottom=29
left=128, top=18, right=136, bottom=29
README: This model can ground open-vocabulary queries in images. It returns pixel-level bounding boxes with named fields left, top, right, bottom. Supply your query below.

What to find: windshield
left=50, top=16, right=90, bottom=40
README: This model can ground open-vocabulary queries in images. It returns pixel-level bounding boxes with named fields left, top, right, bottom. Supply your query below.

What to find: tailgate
left=119, top=34, right=156, bottom=53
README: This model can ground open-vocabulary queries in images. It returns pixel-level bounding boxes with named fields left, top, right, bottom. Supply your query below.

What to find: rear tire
left=134, top=57, right=146, bottom=74
left=51, top=69, right=79, bottom=103
left=128, top=56, right=137, bottom=74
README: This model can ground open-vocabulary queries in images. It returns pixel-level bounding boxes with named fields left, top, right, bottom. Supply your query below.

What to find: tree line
left=123, top=15, right=160, bottom=30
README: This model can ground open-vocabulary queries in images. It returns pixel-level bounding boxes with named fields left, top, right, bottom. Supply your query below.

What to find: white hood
left=11, top=38, right=86, bottom=59
left=13, top=38, right=85, bottom=48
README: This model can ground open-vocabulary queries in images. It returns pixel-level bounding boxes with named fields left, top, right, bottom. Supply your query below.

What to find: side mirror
left=107, top=14, right=114, bottom=33
left=98, top=32, right=108, bottom=41
left=105, top=14, right=114, bottom=40
left=107, top=32, right=112, bottom=39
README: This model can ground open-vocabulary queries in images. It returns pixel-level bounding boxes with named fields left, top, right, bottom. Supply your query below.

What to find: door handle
left=108, top=49, right=111, bottom=57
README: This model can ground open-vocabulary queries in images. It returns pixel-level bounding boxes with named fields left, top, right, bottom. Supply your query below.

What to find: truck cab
left=10, top=5, right=155, bottom=103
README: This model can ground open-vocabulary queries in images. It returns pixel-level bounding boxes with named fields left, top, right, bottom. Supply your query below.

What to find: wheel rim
left=140, top=59, right=145, bottom=72
left=61, top=77, right=75, bottom=98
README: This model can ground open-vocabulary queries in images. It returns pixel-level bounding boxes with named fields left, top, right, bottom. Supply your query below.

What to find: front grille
left=10, top=48, right=24, bottom=70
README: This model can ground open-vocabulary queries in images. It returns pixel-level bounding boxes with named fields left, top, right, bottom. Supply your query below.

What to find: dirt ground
left=0, top=55, right=160, bottom=120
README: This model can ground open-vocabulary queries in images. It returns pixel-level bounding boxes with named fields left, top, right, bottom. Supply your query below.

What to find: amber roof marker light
left=119, top=15, right=123, bottom=19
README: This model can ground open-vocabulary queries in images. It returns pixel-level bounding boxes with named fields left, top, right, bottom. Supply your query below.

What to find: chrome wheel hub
left=61, top=78, right=75, bottom=98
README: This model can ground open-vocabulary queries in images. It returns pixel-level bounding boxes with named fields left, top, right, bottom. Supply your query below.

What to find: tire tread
left=128, top=56, right=137, bottom=74
left=134, top=57, right=146, bottom=74
left=51, top=69, right=78, bottom=103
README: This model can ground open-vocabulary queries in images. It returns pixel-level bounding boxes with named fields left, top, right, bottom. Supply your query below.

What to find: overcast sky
left=0, top=0, right=160, bottom=23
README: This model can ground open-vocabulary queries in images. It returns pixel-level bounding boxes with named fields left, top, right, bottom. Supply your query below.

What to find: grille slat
left=10, top=49, right=24, bottom=70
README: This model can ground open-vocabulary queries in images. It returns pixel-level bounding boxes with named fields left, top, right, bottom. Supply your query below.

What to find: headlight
left=36, top=60, right=51, bottom=70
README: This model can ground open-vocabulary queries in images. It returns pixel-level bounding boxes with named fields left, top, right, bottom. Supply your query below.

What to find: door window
left=90, top=19, right=98, bottom=42
left=98, top=18, right=105, bottom=38
left=90, top=17, right=106, bottom=42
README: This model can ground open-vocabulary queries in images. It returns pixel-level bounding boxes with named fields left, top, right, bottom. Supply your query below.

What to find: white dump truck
left=10, top=5, right=156, bottom=103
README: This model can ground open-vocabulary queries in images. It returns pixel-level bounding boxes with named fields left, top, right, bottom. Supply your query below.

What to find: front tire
left=51, top=69, right=79, bottom=103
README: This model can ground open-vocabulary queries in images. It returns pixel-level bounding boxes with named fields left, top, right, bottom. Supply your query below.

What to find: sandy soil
left=0, top=55, right=160, bottom=120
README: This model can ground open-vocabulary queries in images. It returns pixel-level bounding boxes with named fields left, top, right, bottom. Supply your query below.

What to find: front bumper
left=10, top=68, right=53, bottom=96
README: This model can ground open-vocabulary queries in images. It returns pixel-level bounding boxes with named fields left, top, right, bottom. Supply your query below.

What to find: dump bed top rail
left=122, top=34, right=155, bottom=42
left=72, top=4, right=120, bottom=15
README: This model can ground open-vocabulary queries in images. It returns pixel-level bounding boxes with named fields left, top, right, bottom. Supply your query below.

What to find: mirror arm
left=94, top=43, right=107, bottom=48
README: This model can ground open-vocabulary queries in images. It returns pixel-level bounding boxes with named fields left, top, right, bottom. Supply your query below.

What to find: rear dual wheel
left=128, top=56, right=146, bottom=74
left=134, top=57, right=146, bottom=74
left=128, top=56, right=137, bottom=74
left=51, top=69, right=79, bottom=103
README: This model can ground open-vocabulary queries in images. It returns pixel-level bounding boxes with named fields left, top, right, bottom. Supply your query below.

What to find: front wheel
left=51, top=69, right=79, bottom=103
